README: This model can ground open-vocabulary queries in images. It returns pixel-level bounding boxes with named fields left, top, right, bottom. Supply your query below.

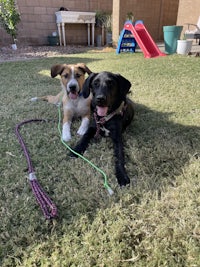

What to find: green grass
left=0, top=49, right=200, bottom=267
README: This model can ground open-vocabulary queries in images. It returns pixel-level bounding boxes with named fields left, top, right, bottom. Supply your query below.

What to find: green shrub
left=0, top=0, right=20, bottom=42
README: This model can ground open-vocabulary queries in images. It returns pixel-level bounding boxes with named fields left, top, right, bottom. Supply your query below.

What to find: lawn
left=0, top=49, right=200, bottom=267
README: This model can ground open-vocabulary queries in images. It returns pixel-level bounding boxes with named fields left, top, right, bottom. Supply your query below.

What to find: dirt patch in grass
left=0, top=45, right=115, bottom=63
left=0, top=45, right=90, bottom=62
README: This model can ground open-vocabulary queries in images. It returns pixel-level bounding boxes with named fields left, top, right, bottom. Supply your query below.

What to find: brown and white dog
left=32, top=63, right=92, bottom=141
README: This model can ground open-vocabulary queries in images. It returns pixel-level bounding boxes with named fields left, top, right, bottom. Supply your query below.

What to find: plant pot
left=177, top=40, right=193, bottom=55
left=163, top=25, right=183, bottom=54
left=106, top=32, right=112, bottom=46
left=96, top=35, right=102, bottom=47
left=11, top=43, right=17, bottom=50
left=47, top=36, right=59, bottom=46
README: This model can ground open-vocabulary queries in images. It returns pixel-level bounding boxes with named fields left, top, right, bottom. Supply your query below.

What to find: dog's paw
left=62, top=122, right=71, bottom=142
left=30, top=97, right=38, bottom=102
left=77, top=127, right=86, bottom=136
left=77, top=118, right=89, bottom=136
left=69, top=151, right=78, bottom=158
left=118, top=175, right=130, bottom=187
left=62, top=132, right=71, bottom=142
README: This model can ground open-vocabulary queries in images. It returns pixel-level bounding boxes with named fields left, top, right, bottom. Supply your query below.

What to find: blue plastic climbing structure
left=116, top=23, right=137, bottom=54
left=117, top=21, right=166, bottom=58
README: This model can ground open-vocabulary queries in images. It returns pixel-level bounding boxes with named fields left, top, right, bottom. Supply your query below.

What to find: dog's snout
left=96, top=95, right=106, bottom=105
left=96, top=95, right=106, bottom=101
left=69, top=84, right=77, bottom=92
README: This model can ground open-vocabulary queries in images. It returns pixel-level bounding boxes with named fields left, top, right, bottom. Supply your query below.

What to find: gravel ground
left=0, top=45, right=94, bottom=63
left=0, top=43, right=199, bottom=63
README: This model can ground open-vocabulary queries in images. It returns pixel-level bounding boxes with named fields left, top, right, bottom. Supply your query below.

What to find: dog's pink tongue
left=97, top=106, right=108, bottom=117
left=69, top=92, right=78, bottom=99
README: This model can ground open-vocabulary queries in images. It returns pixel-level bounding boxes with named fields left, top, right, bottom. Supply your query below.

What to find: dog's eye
left=75, top=73, right=81, bottom=78
left=62, top=73, right=68, bottom=79
left=93, top=80, right=99, bottom=87
left=107, top=80, right=113, bottom=87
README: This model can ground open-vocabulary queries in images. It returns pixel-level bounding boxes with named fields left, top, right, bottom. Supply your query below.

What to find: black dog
left=70, top=71, right=134, bottom=186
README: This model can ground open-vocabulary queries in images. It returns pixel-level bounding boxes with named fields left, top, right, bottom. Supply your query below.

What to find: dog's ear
left=51, top=64, right=67, bottom=78
left=76, top=63, right=92, bottom=75
left=116, top=74, right=132, bottom=95
left=82, top=73, right=97, bottom=98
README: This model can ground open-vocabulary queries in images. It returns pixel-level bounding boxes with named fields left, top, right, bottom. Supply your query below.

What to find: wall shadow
left=124, top=102, right=200, bottom=192
left=55, top=101, right=200, bottom=223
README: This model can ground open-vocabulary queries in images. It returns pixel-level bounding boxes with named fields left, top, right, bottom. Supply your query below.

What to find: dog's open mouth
left=96, top=106, right=108, bottom=117
left=69, top=92, right=78, bottom=100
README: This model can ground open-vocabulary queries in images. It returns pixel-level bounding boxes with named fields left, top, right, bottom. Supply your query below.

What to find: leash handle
left=30, top=175, right=57, bottom=219
left=15, top=119, right=58, bottom=219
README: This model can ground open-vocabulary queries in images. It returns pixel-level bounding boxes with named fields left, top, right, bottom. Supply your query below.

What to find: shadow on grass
left=1, top=101, right=200, bottom=266
left=125, top=102, right=200, bottom=191
left=55, top=102, right=200, bottom=221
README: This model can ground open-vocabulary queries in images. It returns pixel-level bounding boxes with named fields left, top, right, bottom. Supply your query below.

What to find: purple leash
left=15, top=119, right=57, bottom=219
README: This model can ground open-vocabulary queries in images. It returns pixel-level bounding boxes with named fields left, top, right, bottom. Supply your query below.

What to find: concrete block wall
left=0, top=0, right=112, bottom=46
left=1, top=0, right=198, bottom=47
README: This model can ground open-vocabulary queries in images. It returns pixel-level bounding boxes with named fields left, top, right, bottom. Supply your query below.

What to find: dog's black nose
left=69, top=84, right=77, bottom=92
left=96, top=95, right=106, bottom=105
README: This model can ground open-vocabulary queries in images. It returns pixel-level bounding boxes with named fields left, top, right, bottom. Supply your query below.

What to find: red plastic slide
left=124, top=22, right=166, bottom=58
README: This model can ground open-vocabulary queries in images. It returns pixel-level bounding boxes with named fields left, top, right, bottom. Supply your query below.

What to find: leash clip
left=56, top=102, right=62, bottom=107
left=29, top=172, right=37, bottom=181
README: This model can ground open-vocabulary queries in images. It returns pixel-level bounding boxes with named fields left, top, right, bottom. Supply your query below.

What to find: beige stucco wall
left=113, top=0, right=179, bottom=46
left=176, top=0, right=200, bottom=34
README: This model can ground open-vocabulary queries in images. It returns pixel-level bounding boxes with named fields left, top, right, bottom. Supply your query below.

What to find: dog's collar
left=78, top=91, right=83, bottom=97
left=95, top=101, right=125, bottom=123
left=94, top=101, right=126, bottom=138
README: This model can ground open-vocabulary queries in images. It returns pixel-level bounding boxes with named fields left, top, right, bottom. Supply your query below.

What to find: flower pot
left=106, top=32, right=112, bottom=46
left=47, top=36, right=59, bottom=46
left=163, top=25, right=183, bottom=54
left=177, top=40, right=193, bottom=55
left=96, top=35, right=102, bottom=47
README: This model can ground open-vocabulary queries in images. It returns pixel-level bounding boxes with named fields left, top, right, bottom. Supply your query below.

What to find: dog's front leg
left=70, top=123, right=96, bottom=157
left=110, top=130, right=130, bottom=187
left=77, top=116, right=90, bottom=136
left=62, top=110, right=73, bottom=142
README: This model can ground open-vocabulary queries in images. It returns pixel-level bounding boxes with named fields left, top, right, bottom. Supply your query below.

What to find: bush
left=0, top=0, right=20, bottom=42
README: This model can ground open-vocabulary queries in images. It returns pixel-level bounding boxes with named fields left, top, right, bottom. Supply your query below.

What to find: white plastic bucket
left=177, top=40, right=193, bottom=55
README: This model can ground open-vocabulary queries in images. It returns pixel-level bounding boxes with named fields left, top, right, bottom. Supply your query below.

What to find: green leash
left=57, top=102, right=114, bottom=195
